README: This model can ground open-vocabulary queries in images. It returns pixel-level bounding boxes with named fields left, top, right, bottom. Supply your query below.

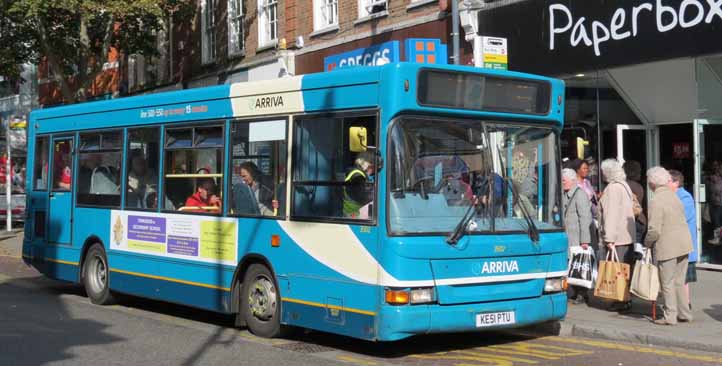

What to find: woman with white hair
left=599, top=158, right=637, bottom=311
left=644, top=166, right=694, bottom=325
left=562, top=168, right=593, bottom=304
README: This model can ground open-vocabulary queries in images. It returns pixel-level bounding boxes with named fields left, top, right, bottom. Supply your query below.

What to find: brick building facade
left=38, top=0, right=475, bottom=106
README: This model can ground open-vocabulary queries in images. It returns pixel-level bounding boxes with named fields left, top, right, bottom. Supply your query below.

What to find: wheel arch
left=230, top=253, right=279, bottom=315
left=78, top=235, right=105, bottom=283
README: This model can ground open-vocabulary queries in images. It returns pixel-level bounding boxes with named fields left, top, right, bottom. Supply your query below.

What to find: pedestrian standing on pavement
left=668, top=169, right=697, bottom=310
left=624, top=160, right=648, bottom=256
left=644, top=166, right=694, bottom=326
left=599, top=158, right=637, bottom=312
left=562, top=168, right=593, bottom=305
left=569, top=158, right=599, bottom=252
left=705, top=161, right=722, bottom=245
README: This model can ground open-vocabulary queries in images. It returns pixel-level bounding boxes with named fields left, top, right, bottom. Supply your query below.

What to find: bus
left=22, top=63, right=567, bottom=341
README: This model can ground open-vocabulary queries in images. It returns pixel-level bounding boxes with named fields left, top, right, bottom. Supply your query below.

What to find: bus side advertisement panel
left=109, top=210, right=238, bottom=266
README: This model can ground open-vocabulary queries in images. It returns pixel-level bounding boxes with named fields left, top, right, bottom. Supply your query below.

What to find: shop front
left=478, top=0, right=722, bottom=267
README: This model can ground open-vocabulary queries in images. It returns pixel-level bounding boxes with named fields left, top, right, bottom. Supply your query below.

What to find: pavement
left=3, top=230, right=722, bottom=355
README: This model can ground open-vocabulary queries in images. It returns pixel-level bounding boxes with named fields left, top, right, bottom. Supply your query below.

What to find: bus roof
left=30, top=63, right=563, bottom=124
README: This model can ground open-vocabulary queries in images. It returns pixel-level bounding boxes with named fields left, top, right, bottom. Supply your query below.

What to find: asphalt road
left=2, top=255, right=722, bottom=366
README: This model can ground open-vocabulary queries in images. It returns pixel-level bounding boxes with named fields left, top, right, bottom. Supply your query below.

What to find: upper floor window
left=258, top=0, right=278, bottom=47
left=228, top=0, right=245, bottom=56
left=201, top=0, right=217, bottom=64
left=77, top=131, right=123, bottom=207
left=358, top=0, right=387, bottom=18
left=163, top=125, right=224, bottom=214
left=314, top=0, right=338, bottom=31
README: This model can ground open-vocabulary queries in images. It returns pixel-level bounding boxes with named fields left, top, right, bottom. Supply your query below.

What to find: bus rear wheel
left=82, top=244, right=115, bottom=305
left=241, top=264, right=285, bottom=338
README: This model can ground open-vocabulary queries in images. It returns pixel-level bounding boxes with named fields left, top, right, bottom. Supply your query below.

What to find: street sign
left=482, top=36, right=508, bottom=70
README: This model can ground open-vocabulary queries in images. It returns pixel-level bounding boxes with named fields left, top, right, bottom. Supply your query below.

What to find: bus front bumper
left=377, top=292, right=567, bottom=341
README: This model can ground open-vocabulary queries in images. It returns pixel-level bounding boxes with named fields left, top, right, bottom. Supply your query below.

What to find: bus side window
left=126, top=128, right=160, bottom=209
left=76, top=131, right=123, bottom=207
left=52, top=140, right=73, bottom=191
left=292, top=115, right=377, bottom=221
left=33, top=136, right=49, bottom=190
left=163, top=124, right=224, bottom=214
left=229, top=119, right=287, bottom=217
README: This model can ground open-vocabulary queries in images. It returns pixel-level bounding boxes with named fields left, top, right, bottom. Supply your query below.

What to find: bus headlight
left=385, top=287, right=436, bottom=305
left=409, top=288, right=435, bottom=304
left=544, top=277, right=567, bottom=293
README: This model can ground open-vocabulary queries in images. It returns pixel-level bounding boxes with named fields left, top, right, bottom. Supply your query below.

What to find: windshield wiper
left=446, top=197, right=481, bottom=245
left=497, top=146, right=540, bottom=243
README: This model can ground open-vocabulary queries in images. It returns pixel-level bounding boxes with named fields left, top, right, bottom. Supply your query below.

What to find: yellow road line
left=484, top=345, right=561, bottom=360
left=0, top=254, right=22, bottom=260
left=410, top=351, right=539, bottom=366
left=336, top=355, right=378, bottom=365
left=109, top=268, right=231, bottom=292
left=282, top=297, right=376, bottom=316
left=542, top=336, right=722, bottom=363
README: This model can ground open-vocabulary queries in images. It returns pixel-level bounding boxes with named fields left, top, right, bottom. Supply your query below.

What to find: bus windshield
left=388, top=117, right=563, bottom=236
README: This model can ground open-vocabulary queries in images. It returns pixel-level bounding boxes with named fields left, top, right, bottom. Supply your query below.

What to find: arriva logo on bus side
left=481, top=260, right=520, bottom=274
left=248, top=95, right=284, bottom=110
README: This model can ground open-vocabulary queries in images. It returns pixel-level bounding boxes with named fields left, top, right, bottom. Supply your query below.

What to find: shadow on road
left=0, top=276, right=124, bottom=365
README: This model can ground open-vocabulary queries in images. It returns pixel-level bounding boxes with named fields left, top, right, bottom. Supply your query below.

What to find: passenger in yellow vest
left=343, top=151, right=375, bottom=219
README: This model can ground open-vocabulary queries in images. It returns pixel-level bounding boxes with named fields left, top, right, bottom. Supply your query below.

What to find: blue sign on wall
left=324, top=41, right=401, bottom=71
left=404, top=39, right=448, bottom=65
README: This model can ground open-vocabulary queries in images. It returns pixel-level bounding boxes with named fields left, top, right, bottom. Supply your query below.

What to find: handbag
left=630, top=249, right=660, bottom=301
left=567, top=246, right=597, bottom=289
left=594, top=249, right=631, bottom=302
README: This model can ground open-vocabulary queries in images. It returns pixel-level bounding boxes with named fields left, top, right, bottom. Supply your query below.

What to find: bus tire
left=241, top=264, right=285, bottom=338
left=82, top=243, right=115, bottom=305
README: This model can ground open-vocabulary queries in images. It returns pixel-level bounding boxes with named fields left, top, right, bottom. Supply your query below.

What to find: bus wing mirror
left=349, top=127, right=367, bottom=153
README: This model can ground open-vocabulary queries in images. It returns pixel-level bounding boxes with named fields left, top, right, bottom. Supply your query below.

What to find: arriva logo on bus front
left=481, top=260, right=520, bottom=274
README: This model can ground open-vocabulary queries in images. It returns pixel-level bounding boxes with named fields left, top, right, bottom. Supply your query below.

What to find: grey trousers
left=658, top=255, right=693, bottom=324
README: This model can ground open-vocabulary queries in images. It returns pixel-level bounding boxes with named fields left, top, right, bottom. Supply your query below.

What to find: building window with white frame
left=258, top=0, right=278, bottom=47
left=201, top=0, right=217, bottom=64
left=228, top=0, right=244, bottom=56
left=358, top=0, right=387, bottom=18
left=313, top=0, right=338, bottom=31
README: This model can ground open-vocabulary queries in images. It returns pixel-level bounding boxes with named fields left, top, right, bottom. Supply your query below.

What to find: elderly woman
left=599, top=158, right=637, bottom=311
left=645, top=167, right=694, bottom=325
left=562, top=168, right=593, bottom=304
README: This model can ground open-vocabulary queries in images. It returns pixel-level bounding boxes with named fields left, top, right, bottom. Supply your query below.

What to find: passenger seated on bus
left=56, top=165, right=72, bottom=190
left=239, top=161, right=277, bottom=216
left=182, top=178, right=221, bottom=213
left=144, top=188, right=174, bottom=210
left=127, top=151, right=158, bottom=208
left=343, top=151, right=375, bottom=219
left=231, top=181, right=261, bottom=215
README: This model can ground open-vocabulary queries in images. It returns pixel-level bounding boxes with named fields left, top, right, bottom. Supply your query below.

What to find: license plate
left=475, top=311, right=516, bottom=327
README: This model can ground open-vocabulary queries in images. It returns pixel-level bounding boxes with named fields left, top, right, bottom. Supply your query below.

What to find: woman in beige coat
left=599, top=158, right=637, bottom=311
left=644, top=166, right=694, bottom=325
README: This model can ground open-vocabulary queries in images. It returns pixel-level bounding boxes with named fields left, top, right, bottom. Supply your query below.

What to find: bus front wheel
left=241, top=264, right=285, bottom=338
left=82, top=244, right=115, bottom=305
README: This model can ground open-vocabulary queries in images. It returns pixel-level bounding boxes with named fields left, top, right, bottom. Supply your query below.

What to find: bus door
left=48, top=137, right=74, bottom=244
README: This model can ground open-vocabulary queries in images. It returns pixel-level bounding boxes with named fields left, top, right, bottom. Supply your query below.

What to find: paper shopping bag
left=567, top=246, right=597, bottom=289
left=630, top=249, right=660, bottom=301
left=593, top=250, right=631, bottom=302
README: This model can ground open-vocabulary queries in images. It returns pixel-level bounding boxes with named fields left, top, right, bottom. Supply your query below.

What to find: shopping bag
left=630, top=249, right=660, bottom=301
left=593, top=250, right=631, bottom=302
left=567, top=246, right=597, bottom=289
